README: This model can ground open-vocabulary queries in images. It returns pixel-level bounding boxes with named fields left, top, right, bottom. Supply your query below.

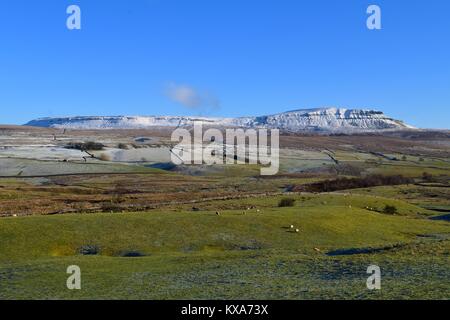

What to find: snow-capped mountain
left=25, top=108, right=415, bottom=132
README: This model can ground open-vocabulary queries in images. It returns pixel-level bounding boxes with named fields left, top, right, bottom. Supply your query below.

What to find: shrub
left=422, top=172, right=434, bottom=182
left=278, top=198, right=296, bottom=207
left=119, top=250, right=145, bottom=258
left=117, top=143, right=129, bottom=150
left=79, top=244, right=100, bottom=255
left=83, top=141, right=105, bottom=150
left=66, top=141, right=104, bottom=151
left=100, top=202, right=123, bottom=213
left=383, top=205, right=398, bottom=215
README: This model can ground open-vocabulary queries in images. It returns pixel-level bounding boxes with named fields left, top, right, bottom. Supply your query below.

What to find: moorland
left=0, top=126, right=449, bottom=299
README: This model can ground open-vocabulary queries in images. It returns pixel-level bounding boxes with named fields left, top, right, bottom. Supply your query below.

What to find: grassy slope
left=350, top=185, right=450, bottom=211
left=1, top=193, right=449, bottom=299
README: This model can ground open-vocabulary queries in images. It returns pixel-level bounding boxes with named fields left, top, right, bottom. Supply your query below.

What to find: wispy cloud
left=165, top=82, right=220, bottom=113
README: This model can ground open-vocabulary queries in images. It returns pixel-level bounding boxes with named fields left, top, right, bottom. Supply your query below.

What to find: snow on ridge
left=25, top=108, right=416, bottom=132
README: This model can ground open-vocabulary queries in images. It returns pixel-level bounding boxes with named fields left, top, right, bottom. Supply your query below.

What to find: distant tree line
left=293, top=174, right=414, bottom=193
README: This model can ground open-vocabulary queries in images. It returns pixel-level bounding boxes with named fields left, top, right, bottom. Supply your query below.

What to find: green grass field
left=1, top=193, right=449, bottom=300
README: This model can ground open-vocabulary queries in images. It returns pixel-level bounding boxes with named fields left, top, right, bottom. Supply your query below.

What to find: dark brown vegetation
left=383, top=205, right=398, bottom=215
left=278, top=198, right=296, bottom=207
left=0, top=173, right=287, bottom=216
left=422, top=172, right=434, bottom=182
left=117, top=143, right=129, bottom=150
left=292, top=175, right=414, bottom=193
left=65, top=141, right=105, bottom=151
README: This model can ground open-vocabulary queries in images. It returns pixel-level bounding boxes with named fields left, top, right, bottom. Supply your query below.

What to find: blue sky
left=0, top=0, right=449, bottom=128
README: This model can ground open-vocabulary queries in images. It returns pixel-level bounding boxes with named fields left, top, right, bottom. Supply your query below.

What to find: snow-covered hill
left=25, top=108, right=415, bottom=132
